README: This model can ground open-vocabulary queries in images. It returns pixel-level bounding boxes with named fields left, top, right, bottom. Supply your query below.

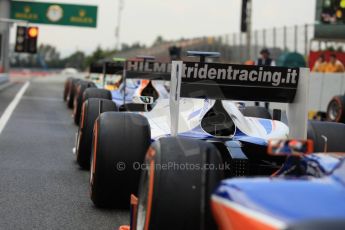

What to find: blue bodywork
left=213, top=154, right=345, bottom=224
left=110, top=80, right=140, bottom=106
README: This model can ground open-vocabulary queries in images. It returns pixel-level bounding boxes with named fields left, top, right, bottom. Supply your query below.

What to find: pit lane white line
left=0, top=81, right=30, bottom=135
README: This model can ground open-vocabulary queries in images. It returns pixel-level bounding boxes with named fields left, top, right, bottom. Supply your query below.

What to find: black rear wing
left=89, top=61, right=124, bottom=74
left=178, top=62, right=299, bottom=103
left=170, top=61, right=310, bottom=139
left=124, top=60, right=171, bottom=81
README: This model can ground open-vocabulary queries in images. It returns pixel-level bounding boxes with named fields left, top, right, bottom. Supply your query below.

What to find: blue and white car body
left=211, top=153, right=345, bottom=230
left=89, top=60, right=170, bottom=108
left=142, top=98, right=289, bottom=144
left=115, top=57, right=310, bottom=179
left=110, top=79, right=170, bottom=107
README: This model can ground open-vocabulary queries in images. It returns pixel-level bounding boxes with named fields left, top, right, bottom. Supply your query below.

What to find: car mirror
left=268, top=139, right=314, bottom=156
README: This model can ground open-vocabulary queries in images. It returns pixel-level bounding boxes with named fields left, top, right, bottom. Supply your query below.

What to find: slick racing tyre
left=119, top=103, right=151, bottom=112
left=90, top=112, right=151, bottom=208
left=63, top=77, right=73, bottom=101
left=308, top=120, right=345, bottom=152
left=67, top=78, right=80, bottom=109
left=83, top=88, right=112, bottom=102
left=73, top=81, right=96, bottom=125
left=76, top=98, right=117, bottom=169
left=241, top=106, right=272, bottom=119
left=326, top=95, right=345, bottom=123
left=135, top=137, right=224, bottom=230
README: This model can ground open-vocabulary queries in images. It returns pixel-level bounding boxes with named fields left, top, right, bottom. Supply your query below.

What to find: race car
left=88, top=51, right=311, bottom=209
left=120, top=123, right=345, bottom=230
left=69, top=60, right=124, bottom=126
left=211, top=137, right=345, bottom=230
left=75, top=58, right=171, bottom=169
left=63, top=60, right=121, bottom=125
left=66, top=57, right=171, bottom=126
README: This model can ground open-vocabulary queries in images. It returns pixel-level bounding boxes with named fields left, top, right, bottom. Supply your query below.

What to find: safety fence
left=114, top=24, right=319, bottom=63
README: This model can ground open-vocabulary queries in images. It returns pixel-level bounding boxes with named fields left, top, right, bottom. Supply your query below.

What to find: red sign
left=309, top=51, right=345, bottom=69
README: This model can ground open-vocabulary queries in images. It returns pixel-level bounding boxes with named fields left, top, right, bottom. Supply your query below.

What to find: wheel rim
left=328, top=100, right=341, bottom=121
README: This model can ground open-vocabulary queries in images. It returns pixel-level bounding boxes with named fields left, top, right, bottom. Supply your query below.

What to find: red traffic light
left=27, top=27, right=39, bottom=38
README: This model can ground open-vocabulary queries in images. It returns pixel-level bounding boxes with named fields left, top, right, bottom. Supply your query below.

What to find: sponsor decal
left=182, top=62, right=299, bottom=88
left=125, top=61, right=171, bottom=80
left=46, top=5, right=63, bottom=22
left=175, top=62, right=300, bottom=103
left=126, top=61, right=171, bottom=74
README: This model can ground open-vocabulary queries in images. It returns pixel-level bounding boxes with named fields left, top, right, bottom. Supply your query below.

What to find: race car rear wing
left=89, top=61, right=124, bottom=74
left=124, top=60, right=171, bottom=81
left=120, top=60, right=171, bottom=105
left=169, top=61, right=309, bottom=139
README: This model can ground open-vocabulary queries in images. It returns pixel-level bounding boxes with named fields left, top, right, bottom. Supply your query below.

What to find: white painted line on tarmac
left=0, top=81, right=30, bottom=135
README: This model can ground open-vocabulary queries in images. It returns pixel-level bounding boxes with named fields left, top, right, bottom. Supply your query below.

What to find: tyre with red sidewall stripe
left=73, top=81, right=97, bottom=125
left=76, top=98, right=117, bottom=169
left=135, top=137, right=224, bottom=230
left=90, top=112, right=151, bottom=208
left=326, top=95, right=345, bottom=123
left=67, top=78, right=81, bottom=109
left=63, top=77, right=73, bottom=101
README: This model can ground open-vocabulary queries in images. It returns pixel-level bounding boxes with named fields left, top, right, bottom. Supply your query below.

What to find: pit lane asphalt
left=0, top=76, right=128, bottom=230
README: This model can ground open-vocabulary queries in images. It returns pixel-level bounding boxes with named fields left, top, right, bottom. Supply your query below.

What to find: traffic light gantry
left=15, top=26, right=39, bottom=54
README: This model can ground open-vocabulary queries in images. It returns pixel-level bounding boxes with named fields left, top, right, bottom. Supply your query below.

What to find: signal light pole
left=0, top=0, right=11, bottom=76
left=241, top=0, right=252, bottom=61
left=115, top=0, right=124, bottom=51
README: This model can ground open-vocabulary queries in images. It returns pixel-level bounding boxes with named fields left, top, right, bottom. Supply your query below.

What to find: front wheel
left=135, top=137, right=224, bottom=230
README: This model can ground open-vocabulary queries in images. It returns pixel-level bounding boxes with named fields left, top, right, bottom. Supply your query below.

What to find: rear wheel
left=83, top=88, right=112, bottom=102
left=63, top=77, right=73, bottom=101
left=326, top=95, right=345, bottom=123
left=90, top=112, right=151, bottom=208
left=76, top=98, right=117, bottom=169
left=73, top=81, right=96, bottom=125
left=67, top=78, right=80, bottom=109
left=136, top=137, right=223, bottom=230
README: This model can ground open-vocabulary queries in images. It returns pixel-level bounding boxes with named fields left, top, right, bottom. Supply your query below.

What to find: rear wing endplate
left=170, top=61, right=309, bottom=139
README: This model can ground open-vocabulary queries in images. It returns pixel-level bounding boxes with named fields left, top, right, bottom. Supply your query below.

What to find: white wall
left=308, top=73, right=345, bottom=112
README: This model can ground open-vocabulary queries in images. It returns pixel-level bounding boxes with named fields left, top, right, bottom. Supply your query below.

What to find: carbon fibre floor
left=0, top=76, right=128, bottom=230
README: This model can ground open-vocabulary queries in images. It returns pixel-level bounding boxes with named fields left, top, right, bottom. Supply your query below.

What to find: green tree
left=63, top=51, right=86, bottom=70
